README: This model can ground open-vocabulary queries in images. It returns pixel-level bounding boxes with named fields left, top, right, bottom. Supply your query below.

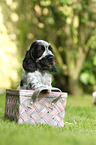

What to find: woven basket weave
left=5, top=89, right=67, bottom=127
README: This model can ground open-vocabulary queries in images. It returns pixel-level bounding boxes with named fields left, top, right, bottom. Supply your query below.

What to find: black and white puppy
left=17, top=40, right=57, bottom=91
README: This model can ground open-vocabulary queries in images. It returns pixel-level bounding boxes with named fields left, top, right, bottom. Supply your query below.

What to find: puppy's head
left=23, top=40, right=57, bottom=72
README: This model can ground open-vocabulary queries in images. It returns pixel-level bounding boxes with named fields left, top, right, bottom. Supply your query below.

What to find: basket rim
left=6, top=89, right=68, bottom=98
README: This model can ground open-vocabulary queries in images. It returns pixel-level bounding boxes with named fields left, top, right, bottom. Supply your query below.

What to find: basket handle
left=31, top=87, right=62, bottom=103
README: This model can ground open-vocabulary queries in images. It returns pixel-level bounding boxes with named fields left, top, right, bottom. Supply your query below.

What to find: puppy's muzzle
left=48, top=55, right=54, bottom=62
left=45, top=55, right=54, bottom=68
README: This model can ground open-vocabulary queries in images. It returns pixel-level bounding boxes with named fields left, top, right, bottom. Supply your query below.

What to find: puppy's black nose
left=48, top=55, right=54, bottom=62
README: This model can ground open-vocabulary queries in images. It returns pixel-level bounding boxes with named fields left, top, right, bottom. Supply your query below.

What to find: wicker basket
left=5, top=89, right=67, bottom=127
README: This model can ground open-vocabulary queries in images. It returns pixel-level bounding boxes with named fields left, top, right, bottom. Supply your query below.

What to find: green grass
left=0, top=93, right=96, bottom=145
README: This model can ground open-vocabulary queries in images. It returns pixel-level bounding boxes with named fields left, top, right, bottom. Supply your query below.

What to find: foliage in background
left=1, top=0, right=96, bottom=94
left=0, top=5, right=19, bottom=89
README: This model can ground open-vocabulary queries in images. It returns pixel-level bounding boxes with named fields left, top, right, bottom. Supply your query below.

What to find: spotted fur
left=17, top=40, right=57, bottom=91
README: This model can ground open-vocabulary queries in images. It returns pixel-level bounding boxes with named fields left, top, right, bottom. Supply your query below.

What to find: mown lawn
left=0, top=92, right=96, bottom=145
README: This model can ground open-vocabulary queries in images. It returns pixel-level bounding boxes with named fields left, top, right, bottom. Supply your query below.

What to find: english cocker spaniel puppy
left=17, top=40, right=57, bottom=92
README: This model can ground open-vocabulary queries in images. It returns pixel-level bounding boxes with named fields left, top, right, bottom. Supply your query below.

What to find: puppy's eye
left=48, top=46, right=52, bottom=52
left=36, top=46, right=45, bottom=58
left=40, top=46, right=45, bottom=51
left=38, top=45, right=45, bottom=51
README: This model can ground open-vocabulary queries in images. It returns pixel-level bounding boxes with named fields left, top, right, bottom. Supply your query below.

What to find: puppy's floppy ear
left=23, top=41, right=37, bottom=72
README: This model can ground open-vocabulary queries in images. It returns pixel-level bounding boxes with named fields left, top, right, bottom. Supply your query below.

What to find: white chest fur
left=20, top=69, right=52, bottom=90
left=27, top=70, right=52, bottom=86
